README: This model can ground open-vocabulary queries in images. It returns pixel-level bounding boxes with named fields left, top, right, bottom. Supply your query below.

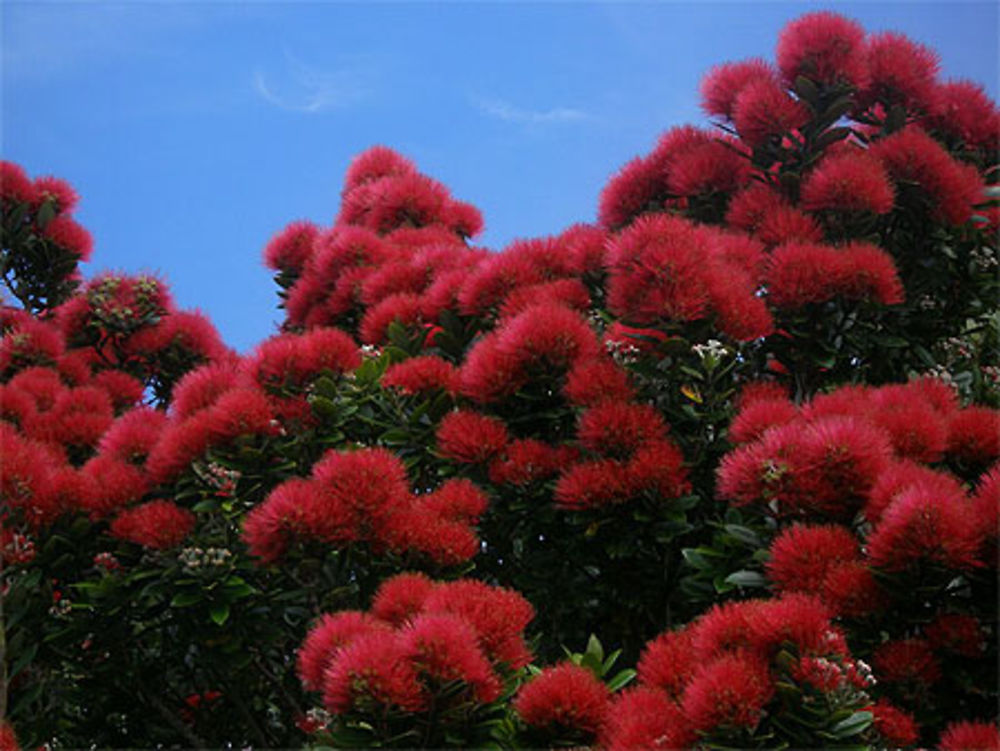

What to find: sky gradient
left=3, top=1, right=998, bottom=352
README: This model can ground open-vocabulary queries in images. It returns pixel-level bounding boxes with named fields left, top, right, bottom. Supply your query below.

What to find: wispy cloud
left=254, top=52, right=369, bottom=114
left=474, top=97, right=590, bottom=125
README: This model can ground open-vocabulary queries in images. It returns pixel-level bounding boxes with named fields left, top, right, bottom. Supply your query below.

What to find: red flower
left=947, top=407, right=1000, bottom=467
left=343, top=146, right=417, bottom=192
left=836, top=242, right=904, bottom=305
left=862, top=32, right=940, bottom=112
left=871, top=700, right=920, bottom=747
left=382, top=355, right=457, bottom=395
left=89, top=370, right=145, bottom=413
left=801, top=150, right=895, bottom=215
left=322, top=631, right=426, bottom=714
left=755, top=204, right=824, bottom=247
left=928, top=79, right=1000, bottom=152
left=626, top=439, right=690, bottom=500
left=872, top=638, right=941, bottom=686
left=868, top=384, right=947, bottom=462
left=489, top=439, right=578, bottom=486
left=728, top=397, right=799, bottom=444
left=554, top=459, right=631, bottom=510
left=263, top=220, right=319, bottom=274
left=358, top=292, right=423, bottom=345
left=514, top=662, right=610, bottom=737
left=400, top=613, right=502, bottom=702
left=79, top=454, right=150, bottom=517
left=680, top=652, right=774, bottom=734
left=864, top=460, right=965, bottom=524
left=1, top=160, right=36, bottom=204
left=701, top=58, right=777, bottom=119
left=820, top=561, right=884, bottom=618
left=563, top=358, right=636, bottom=408
left=600, top=687, right=693, bottom=751
left=242, top=478, right=352, bottom=562
left=765, top=523, right=858, bottom=594
left=109, top=500, right=195, bottom=550
left=170, top=361, right=241, bottom=418
left=732, top=78, right=810, bottom=147
left=666, top=138, right=751, bottom=197
left=498, top=278, right=592, bottom=320
left=939, top=721, right=1000, bottom=751
left=636, top=629, right=696, bottom=699
left=32, top=175, right=79, bottom=212
left=867, top=482, right=981, bottom=572
left=298, top=611, right=388, bottom=692
left=872, top=126, right=984, bottom=226
left=775, top=11, right=868, bottom=88
left=436, top=410, right=509, bottom=464
left=422, top=579, right=534, bottom=669
left=766, top=242, right=844, bottom=308
left=577, top=402, right=668, bottom=459
left=371, top=572, right=436, bottom=626
left=925, top=613, right=984, bottom=658
left=726, top=183, right=788, bottom=232
left=41, top=215, right=93, bottom=261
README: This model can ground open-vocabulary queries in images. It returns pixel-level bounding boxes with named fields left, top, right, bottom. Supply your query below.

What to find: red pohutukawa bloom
left=800, top=150, right=895, bottom=215
left=925, top=613, right=984, bottom=658
left=871, top=700, right=920, bottom=748
left=765, top=241, right=903, bottom=309
left=636, top=629, right=697, bottom=699
left=605, top=214, right=773, bottom=340
left=32, top=175, right=79, bottom=212
left=489, top=439, right=579, bottom=487
left=382, top=355, right=457, bottom=395
left=400, top=614, right=502, bottom=702
left=41, top=215, right=93, bottom=261
left=946, top=406, right=1000, bottom=468
left=1, top=160, right=37, bottom=203
left=938, top=721, right=1000, bottom=751
left=600, top=687, right=693, bottom=751
left=563, top=357, right=636, bottom=408
left=732, top=78, right=809, bottom=147
left=108, top=500, right=196, bottom=550
left=303, top=575, right=533, bottom=726
left=370, top=572, right=436, bottom=627
left=871, top=126, right=984, bottom=225
left=297, top=611, right=389, bottom=692
left=866, top=482, right=981, bottom=572
left=263, top=220, right=319, bottom=274
left=727, top=396, right=799, bottom=444
left=775, top=11, right=868, bottom=88
left=322, top=632, right=427, bottom=714
left=513, top=662, right=611, bottom=737
left=862, top=31, right=940, bottom=112
left=680, top=652, right=774, bottom=734
left=872, top=637, right=941, bottom=686
left=701, top=58, right=777, bottom=119
left=245, top=327, right=360, bottom=392
left=436, top=410, right=509, bottom=464
left=765, top=523, right=858, bottom=594
left=929, top=79, right=1000, bottom=152
left=576, top=402, right=668, bottom=459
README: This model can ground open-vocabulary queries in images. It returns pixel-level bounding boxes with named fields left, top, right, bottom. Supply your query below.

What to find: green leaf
left=724, top=570, right=767, bottom=588
left=606, top=668, right=636, bottom=692
left=723, top=523, right=762, bottom=547
left=9, top=642, right=38, bottom=679
left=210, top=602, right=231, bottom=626
left=170, top=590, right=203, bottom=608
left=831, top=710, right=873, bottom=738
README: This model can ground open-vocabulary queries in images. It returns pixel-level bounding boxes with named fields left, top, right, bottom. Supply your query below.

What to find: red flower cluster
left=298, top=574, right=532, bottom=721
left=513, top=662, right=610, bottom=740
left=602, top=594, right=875, bottom=748
left=242, top=448, right=487, bottom=567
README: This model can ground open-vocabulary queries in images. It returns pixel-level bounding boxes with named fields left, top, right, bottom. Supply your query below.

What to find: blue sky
left=3, top=1, right=997, bottom=352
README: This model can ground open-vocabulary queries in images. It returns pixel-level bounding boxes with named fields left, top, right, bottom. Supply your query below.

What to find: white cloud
left=253, top=52, right=369, bottom=114
left=474, top=96, right=590, bottom=125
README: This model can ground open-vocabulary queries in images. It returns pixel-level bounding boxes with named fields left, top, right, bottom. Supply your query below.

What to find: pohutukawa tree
left=1, top=10, right=998, bottom=750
